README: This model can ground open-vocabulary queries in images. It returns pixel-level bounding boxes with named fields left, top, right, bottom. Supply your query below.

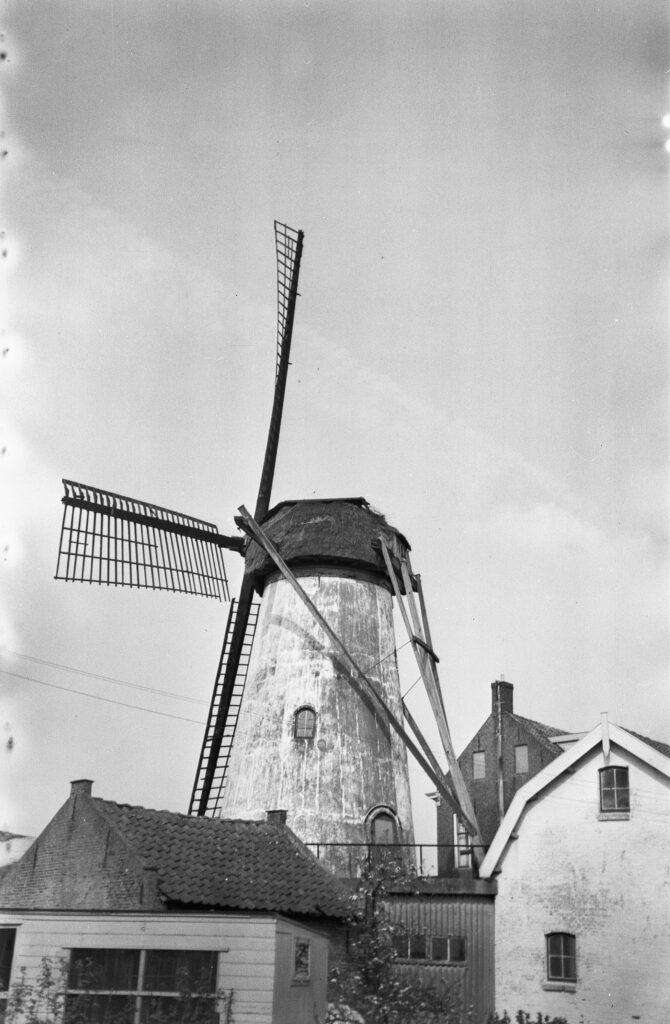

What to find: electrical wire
left=0, top=647, right=208, bottom=705
left=0, top=667, right=205, bottom=726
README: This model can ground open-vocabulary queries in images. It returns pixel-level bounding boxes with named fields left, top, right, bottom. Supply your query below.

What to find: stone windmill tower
left=54, top=222, right=482, bottom=867
left=218, top=498, right=415, bottom=855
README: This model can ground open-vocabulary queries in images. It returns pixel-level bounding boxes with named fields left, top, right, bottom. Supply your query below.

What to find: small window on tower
left=473, top=752, right=486, bottom=780
left=294, top=707, right=316, bottom=740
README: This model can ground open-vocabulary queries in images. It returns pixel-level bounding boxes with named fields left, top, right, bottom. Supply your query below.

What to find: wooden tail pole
left=235, top=505, right=465, bottom=816
left=379, top=538, right=484, bottom=859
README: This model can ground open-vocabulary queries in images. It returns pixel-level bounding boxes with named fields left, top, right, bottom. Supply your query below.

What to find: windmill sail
left=191, top=221, right=304, bottom=815
left=188, top=594, right=261, bottom=815
left=55, top=479, right=241, bottom=600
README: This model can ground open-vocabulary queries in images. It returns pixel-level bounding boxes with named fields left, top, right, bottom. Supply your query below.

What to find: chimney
left=266, top=809, right=287, bottom=827
left=491, top=679, right=513, bottom=715
left=70, top=779, right=93, bottom=798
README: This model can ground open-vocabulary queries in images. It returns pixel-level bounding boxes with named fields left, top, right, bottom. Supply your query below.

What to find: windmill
left=55, top=221, right=484, bottom=866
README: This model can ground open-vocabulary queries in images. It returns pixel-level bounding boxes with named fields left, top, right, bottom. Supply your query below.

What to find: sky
left=1, top=0, right=668, bottom=843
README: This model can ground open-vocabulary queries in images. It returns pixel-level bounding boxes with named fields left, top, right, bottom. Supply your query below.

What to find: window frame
left=392, top=931, right=467, bottom=964
left=64, top=948, right=220, bottom=1024
left=598, top=766, right=630, bottom=814
left=292, top=938, right=311, bottom=984
left=545, top=932, right=576, bottom=985
left=293, top=706, right=317, bottom=740
left=453, top=815, right=472, bottom=868
left=514, top=744, right=529, bottom=775
left=0, top=928, right=16, bottom=1024
left=472, top=751, right=486, bottom=780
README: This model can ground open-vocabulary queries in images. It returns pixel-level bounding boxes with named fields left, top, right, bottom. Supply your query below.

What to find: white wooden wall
left=0, top=910, right=316, bottom=1023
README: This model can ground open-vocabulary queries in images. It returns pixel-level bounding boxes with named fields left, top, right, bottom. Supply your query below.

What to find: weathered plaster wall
left=220, top=574, right=414, bottom=851
left=494, top=744, right=670, bottom=1023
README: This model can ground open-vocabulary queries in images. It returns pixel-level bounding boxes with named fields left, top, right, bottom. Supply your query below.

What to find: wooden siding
left=386, top=894, right=495, bottom=1022
left=0, top=911, right=304, bottom=1023
left=272, top=918, right=329, bottom=1024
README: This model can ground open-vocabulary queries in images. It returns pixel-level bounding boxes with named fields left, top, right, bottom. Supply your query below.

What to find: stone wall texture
left=494, top=743, right=670, bottom=1023
left=219, top=574, right=414, bottom=852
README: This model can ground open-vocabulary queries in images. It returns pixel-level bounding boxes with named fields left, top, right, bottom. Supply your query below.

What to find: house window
left=473, top=751, right=485, bottom=780
left=393, top=931, right=466, bottom=963
left=599, top=767, right=629, bottom=811
left=293, top=940, right=310, bottom=982
left=514, top=744, right=529, bottom=774
left=294, top=706, right=316, bottom=740
left=546, top=933, right=576, bottom=983
left=454, top=816, right=472, bottom=868
left=65, top=949, right=218, bottom=1024
left=0, top=929, right=16, bottom=1023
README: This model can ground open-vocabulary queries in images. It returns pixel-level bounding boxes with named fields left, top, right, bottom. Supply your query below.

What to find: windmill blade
left=55, top=479, right=243, bottom=600
left=189, top=589, right=261, bottom=816
left=191, top=222, right=305, bottom=816
left=255, top=221, right=304, bottom=520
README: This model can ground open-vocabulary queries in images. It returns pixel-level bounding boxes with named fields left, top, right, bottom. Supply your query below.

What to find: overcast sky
left=1, top=0, right=667, bottom=842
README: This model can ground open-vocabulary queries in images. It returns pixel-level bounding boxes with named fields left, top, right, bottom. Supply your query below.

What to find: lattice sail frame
left=274, top=221, right=302, bottom=383
left=55, top=479, right=230, bottom=600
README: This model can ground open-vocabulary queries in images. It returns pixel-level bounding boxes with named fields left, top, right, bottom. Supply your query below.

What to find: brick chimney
left=70, top=779, right=93, bottom=798
left=491, top=679, right=513, bottom=715
left=266, top=809, right=287, bottom=826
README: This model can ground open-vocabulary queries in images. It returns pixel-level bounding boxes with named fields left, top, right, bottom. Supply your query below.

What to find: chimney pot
left=266, top=809, right=288, bottom=827
left=70, top=779, right=93, bottom=798
left=491, top=680, right=514, bottom=715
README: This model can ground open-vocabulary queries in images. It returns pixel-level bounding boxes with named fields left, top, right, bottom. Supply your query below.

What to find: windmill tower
left=54, top=221, right=483, bottom=870
left=217, top=498, right=415, bottom=858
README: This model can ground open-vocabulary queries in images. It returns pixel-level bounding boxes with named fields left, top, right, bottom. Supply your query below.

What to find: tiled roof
left=626, top=730, right=670, bottom=759
left=92, top=799, right=349, bottom=919
left=508, top=713, right=567, bottom=754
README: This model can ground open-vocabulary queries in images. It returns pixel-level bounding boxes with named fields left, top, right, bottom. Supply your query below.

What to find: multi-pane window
left=514, top=744, right=529, bottom=774
left=393, top=931, right=466, bottom=963
left=472, top=752, right=486, bottom=780
left=546, top=933, right=576, bottom=982
left=454, top=816, right=472, bottom=868
left=294, top=707, right=316, bottom=740
left=65, top=948, right=218, bottom=1024
left=0, top=929, right=16, bottom=1024
left=293, top=940, right=310, bottom=982
left=599, top=767, right=629, bottom=811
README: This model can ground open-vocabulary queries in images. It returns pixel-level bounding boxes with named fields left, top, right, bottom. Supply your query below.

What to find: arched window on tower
left=371, top=812, right=397, bottom=845
left=294, top=706, right=316, bottom=740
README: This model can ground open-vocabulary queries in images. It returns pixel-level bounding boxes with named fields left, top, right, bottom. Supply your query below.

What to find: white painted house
left=0, top=780, right=349, bottom=1024
left=479, top=717, right=670, bottom=1024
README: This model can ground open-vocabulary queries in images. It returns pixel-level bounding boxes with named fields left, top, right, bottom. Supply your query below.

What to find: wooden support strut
left=379, top=538, right=483, bottom=856
left=235, top=505, right=464, bottom=817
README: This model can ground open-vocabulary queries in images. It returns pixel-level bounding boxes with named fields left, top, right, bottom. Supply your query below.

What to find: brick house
left=0, top=780, right=349, bottom=1024
left=478, top=718, right=670, bottom=1023
left=433, top=680, right=570, bottom=874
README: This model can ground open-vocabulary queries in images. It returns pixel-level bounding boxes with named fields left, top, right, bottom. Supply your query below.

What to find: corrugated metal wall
left=385, top=894, right=495, bottom=1023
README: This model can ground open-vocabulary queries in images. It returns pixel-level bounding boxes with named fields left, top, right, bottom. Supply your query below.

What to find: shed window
left=65, top=949, right=218, bottom=1024
left=294, top=707, right=316, bottom=740
left=393, top=931, right=466, bottom=963
left=546, top=933, right=576, bottom=982
left=599, top=766, right=629, bottom=811
left=293, top=940, right=310, bottom=982
left=0, top=929, right=16, bottom=1023
left=514, top=744, right=529, bottom=774
left=473, top=751, right=486, bottom=780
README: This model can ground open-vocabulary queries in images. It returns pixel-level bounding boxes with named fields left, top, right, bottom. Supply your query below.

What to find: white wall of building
left=494, top=743, right=670, bottom=1024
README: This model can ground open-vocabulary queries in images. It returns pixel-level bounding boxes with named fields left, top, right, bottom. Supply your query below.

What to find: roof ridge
left=509, top=711, right=567, bottom=737
left=93, top=798, right=275, bottom=828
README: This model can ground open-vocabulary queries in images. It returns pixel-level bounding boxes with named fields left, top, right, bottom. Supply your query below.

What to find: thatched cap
left=243, top=498, right=412, bottom=593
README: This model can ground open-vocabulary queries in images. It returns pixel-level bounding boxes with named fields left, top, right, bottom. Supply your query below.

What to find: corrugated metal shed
left=385, top=880, right=496, bottom=1022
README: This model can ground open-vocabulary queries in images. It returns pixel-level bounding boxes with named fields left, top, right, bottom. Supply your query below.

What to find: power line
left=0, top=668, right=205, bottom=726
left=0, top=647, right=208, bottom=705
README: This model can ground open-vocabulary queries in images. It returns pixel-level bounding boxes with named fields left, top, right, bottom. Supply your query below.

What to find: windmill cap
left=244, top=497, right=413, bottom=594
